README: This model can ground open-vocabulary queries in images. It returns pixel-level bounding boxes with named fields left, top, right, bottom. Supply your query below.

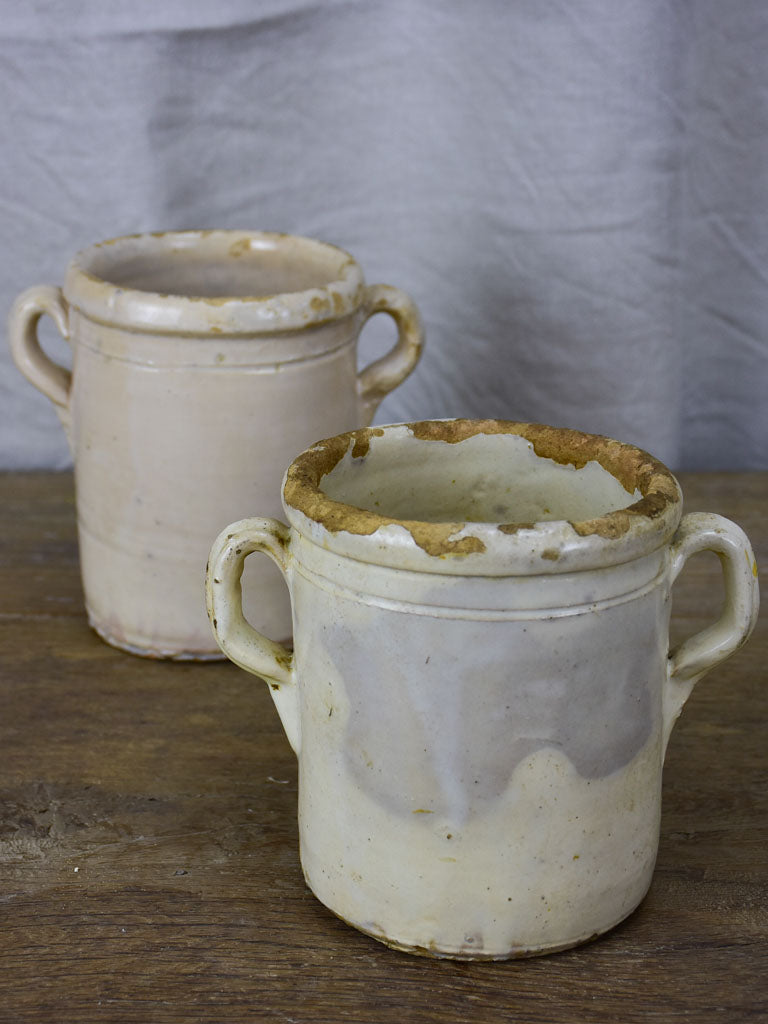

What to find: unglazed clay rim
left=63, top=230, right=366, bottom=334
left=282, top=419, right=683, bottom=576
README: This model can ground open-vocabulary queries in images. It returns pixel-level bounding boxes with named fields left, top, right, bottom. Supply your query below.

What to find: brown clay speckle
left=407, top=526, right=485, bottom=557
left=310, top=295, right=331, bottom=314
left=407, top=419, right=502, bottom=445
left=275, top=528, right=290, bottom=551
left=274, top=648, right=293, bottom=672
left=498, top=522, right=536, bottom=535
left=541, top=548, right=560, bottom=561
left=229, top=238, right=251, bottom=258
left=351, top=427, right=385, bottom=460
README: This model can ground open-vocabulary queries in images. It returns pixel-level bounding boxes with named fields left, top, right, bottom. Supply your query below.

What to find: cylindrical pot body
left=9, top=231, right=423, bottom=656
left=207, top=420, right=759, bottom=958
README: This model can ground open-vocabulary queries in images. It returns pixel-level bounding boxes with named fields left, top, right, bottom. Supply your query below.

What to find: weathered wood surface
left=0, top=472, right=765, bottom=1023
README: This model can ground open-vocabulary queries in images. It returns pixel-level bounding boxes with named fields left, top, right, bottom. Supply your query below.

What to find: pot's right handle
left=206, top=518, right=301, bottom=755
left=357, top=284, right=424, bottom=423
left=8, top=285, right=72, bottom=441
left=663, top=512, right=759, bottom=748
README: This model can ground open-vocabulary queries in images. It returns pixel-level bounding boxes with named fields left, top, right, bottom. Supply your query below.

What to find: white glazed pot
left=206, top=419, right=759, bottom=959
left=8, top=231, right=423, bottom=657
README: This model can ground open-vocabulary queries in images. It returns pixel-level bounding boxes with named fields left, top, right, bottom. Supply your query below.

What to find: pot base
left=89, top=617, right=226, bottom=660
left=329, top=903, right=642, bottom=961
left=89, top=610, right=294, bottom=661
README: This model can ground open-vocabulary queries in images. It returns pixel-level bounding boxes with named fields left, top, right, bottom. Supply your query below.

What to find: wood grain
left=0, top=471, right=765, bottom=1023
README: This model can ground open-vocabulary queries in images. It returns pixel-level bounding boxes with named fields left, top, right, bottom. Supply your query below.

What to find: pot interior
left=83, top=233, right=348, bottom=299
left=319, top=430, right=639, bottom=525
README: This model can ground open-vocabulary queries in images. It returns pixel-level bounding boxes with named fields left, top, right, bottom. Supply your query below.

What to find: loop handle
left=207, top=518, right=301, bottom=754
left=357, top=284, right=424, bottom=423
left=8, top=285, right=71, bottom=424
left=664, top=512, right=759, bottom=746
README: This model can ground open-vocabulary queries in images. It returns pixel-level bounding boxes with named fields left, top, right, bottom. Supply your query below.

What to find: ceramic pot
left=206, top=419, right=759, bottom=959
left=8, top=231, right=424, bottom=657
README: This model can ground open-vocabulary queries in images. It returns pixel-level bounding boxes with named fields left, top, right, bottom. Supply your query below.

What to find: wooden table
left=0, top=472, right=765, bottom=1023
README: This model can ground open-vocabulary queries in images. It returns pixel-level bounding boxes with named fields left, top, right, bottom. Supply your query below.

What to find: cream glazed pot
left=207, top=420, right=759, bottom=960
left=8, top=231, right=423, bottom=657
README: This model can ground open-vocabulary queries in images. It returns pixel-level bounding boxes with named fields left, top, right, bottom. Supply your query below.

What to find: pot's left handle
left=663, top=512, right=759, bottom=749
left=207, top=518, right=301, bottom=755
left=8, top=285, right=72, bottom=444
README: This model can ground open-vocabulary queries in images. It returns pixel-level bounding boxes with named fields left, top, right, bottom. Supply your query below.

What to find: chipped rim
left=63, top=230, right=366, bottom=334
left=282, top=419, right=683, bottom=576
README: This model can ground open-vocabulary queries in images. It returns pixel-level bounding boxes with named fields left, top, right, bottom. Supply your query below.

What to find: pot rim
left=63, top=230, right=366, bottom=334
left=282, top=419, right=683, bottom=576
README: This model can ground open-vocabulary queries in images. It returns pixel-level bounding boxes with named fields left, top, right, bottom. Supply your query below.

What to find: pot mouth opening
left=283, top=420, right=682, bottom=565
left=64, top=231, right=365, bottom=333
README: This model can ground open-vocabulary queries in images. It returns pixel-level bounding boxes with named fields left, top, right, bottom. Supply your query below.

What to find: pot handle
left=206, top=518, right=300, bottom=755
left=8, top=285, right=72, bottom=441
left=663, top=512, right=759, bottom=747
left=357, top=284, right=424, bottom=423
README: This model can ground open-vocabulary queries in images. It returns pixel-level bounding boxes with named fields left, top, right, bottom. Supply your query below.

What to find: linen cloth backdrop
left=1, top=0, right=766, bottom=471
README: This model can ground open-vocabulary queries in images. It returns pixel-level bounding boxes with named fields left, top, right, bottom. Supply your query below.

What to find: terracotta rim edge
left=282, top=419, right=683, bottom=574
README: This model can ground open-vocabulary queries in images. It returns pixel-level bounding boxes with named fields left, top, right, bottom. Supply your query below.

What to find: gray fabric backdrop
left=1, top=0, right=766, bottom=471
